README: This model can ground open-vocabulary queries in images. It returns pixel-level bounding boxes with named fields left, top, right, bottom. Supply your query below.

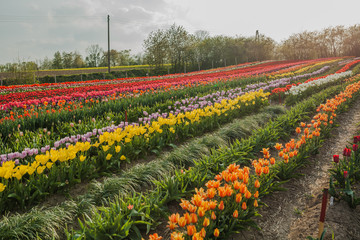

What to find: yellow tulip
left=106, top=154, right=112, bottom=160
left=36, top=166, right=46, bottom=175
left=46, top=162, right=53, bottom=169
left=80, top=155, right=86, bottom=162
left=0, top=183, right=6, bottom=192
left=115, top=146, right=121, bottom=153
left=120, top=155, right=126, bottom=161
left=102, top=145, right=110, bottom=152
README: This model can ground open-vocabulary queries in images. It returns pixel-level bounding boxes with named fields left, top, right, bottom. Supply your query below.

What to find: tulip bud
left=353, top=144, right=358, bottom=152
left=214, top=228, right=220, bottom=237
left=233, top=210, right=238, bottom=218
left=333, top=155, right=339, bottom=164
left=344, top=170, right=348, bottom=178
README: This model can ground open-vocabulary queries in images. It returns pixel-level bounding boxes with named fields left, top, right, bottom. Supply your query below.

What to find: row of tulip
left=0, top=74, right=266, bottom=143
left=0, top=74, right=267, bottom=155
left=265, top=58, right=342, bottom=80
left=0, top=60, right=303, bottom=110
left=0, top=62, right=335, bottom=162
left=270, top=59, right=360, bottom=99
left=0, top=62, right=266, bottom=95
left=286, top=71, right=352, bottom=96
left=0, top=62, right=261, bottom=94
left=143, top=68, right=360, bottom=240
left=0, top=90, right=269, bottom=212
left=0, top=58, right=339, bottom=130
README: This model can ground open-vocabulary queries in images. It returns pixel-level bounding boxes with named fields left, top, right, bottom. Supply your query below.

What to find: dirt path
left=236, top=98, right=360, bottom=240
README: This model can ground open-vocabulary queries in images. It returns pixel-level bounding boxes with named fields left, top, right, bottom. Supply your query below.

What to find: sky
left=0, top=0, right=359, bottom=64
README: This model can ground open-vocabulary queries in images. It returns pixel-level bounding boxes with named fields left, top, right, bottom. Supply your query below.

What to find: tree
left=85, top=44, right=103, bottom=67
left=72, top=51, right=85, bottom=68
left=166, top=24, right=190, bottom=72
left=62, top=52, right=73, bottom=69
left=40, top=57, right=52, bottom=70
left=52, top=51, right=63, bottom=69
left=143, top=29, right=168, bottom=69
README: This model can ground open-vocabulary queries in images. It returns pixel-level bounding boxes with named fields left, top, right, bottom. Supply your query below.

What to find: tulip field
left=0, top=56, right=360, bottom=239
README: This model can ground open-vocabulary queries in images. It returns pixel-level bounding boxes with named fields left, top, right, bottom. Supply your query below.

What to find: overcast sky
left=1, top=0, right=359, bottom=64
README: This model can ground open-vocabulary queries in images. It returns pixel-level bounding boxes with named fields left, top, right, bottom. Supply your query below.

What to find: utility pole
left=107, top=15, right=110, bottom=73
left=255, top=30, right=259, bottom=61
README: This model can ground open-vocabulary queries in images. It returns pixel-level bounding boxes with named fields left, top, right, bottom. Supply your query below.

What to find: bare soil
left=236, top=98, right=360, bottom=240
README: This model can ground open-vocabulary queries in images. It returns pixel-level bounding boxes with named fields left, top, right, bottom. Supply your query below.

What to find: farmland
left=0, top=57, right=360, bottom=240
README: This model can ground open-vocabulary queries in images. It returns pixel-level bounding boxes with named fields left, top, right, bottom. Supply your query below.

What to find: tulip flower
left=353, top=144, right=358, bottom=152
left=333, top=155, right=339, bottom=164
left=214, top=228, right=220, bottom=237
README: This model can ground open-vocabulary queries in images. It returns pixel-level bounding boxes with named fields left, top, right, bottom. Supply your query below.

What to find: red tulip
left=333, top=155, right=339, bottom=163
left=344, top=171, right=348, bottom=178
left=353, top=144, right=358, bottom=152
left=343, top=148, right=351, bottom=157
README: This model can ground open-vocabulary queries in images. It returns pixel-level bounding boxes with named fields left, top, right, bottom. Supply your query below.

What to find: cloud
left=1, top=0, right=360, bottom=64
left=0, top=0, right=178, bottom=64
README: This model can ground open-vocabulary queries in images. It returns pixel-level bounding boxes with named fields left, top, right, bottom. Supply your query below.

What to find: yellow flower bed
left=0, top=90, right=269, bottom=191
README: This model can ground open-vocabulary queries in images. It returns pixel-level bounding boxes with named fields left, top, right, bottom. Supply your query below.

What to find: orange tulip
left=254, top=191, right=259, bottom=198
left=211, top=211, right=217, bottom=220
left=254, top=179, right=260, bottom=188
left=239, top=183, right=247, bottom=194
left=200, top=228, right=206, bottom=238
left=243, top=173, right=249, bottom=184
left=149, top=233, right=163, bottom=240
left=214, top=228, right=220, bottom=237
left=217, top=187, right=226, bottom=198
left=178, top=217, right=187, bottom=227
left=171, top=232, right=184, bottom=240
left=242, top=202, right=247, bottom=210
left=188, top=204, right=197, bottom=213
left=218, top=201, right=224, bottom=211
left=236, top=193, right=242, bottom=203
left=254, top=200, right=259, bottom=207
left=169, top=213, right=180, bottom=223
left=233, top=180, right=241, bottom=190
left=190, top=213, right=198, bottom=224
left=184, top=213, right=191, bottom=225
left=180, top=199, right=190, bottom=210
left=207, top=188, right=216, bottom=199
left=275, top=143, right=283, bottom=150
left=233, top=210, right=239, bottom=218
left=198, top=207, right=205, bottom=218
left=192, top=194, right=203, bottom=207
left=255, top=165, right=262, bottom=176
left=245, top=190, right=252, bottom=199
left=187, top=225, right=196, bottom=236
left=203, top=217, right=210, bottom=227
left=225, top=185, right=233, bottom=197
left=167, top=221, right=178, bottom=230
left=209, top=200, right=217, bottom=210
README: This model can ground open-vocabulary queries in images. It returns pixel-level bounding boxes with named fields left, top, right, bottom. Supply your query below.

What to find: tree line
left=1, top=23, right=360, bottom=74
left=0, top=47, right=143, bottom=73
left=278, top=24, right=360, bottom=59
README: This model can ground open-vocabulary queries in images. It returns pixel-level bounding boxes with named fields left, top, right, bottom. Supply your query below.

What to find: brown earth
left=235, top=98, right=360, bottom=240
